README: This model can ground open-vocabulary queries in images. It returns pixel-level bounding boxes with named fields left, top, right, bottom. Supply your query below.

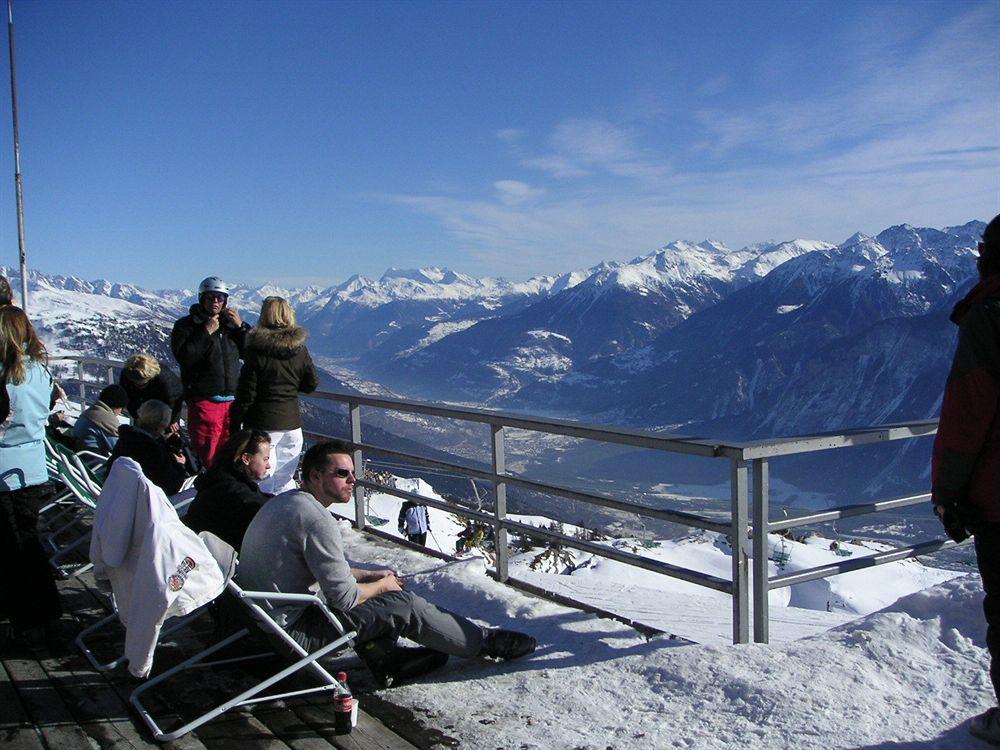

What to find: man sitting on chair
left=238, top=439, right=536, bottom=687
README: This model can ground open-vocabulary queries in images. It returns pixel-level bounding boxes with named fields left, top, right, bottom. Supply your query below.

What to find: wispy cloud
left=388, top=4, right=999, bottom=277
left=519, top=118, right=672, bottom=182
left=494, top=180, right=544, bottom=206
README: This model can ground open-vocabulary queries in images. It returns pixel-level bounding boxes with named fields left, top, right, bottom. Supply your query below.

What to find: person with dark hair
left=233, top=296, right=318, bottom=493
left=932, top=214, right=1000, bottom=744
left=182, top=429, right=271, bottom=549
left=0, top=306, right=60, bottom=645
left=73, top=383, right=128, bottom=455
left=238, top=440, right=536, bottom=688
left=119, top=354, right=184, bottom=427
left=109, top=400, right=192, bottom=496
left=0, top=276, right=13, bottom=307
left=171, top=276, right=250, bottom=468
left=398, top=500, right=430, bottom=546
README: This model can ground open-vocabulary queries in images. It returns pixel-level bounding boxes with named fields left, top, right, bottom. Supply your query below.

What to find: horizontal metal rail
left=768, top=538, right=962, bottom=590
left=502, top=517, right=732, bottom=593
left=768, top=492, right=931, bottom=532
left=356, top=478, right=732, bottom=593
left=503, top=474, right=731, bottom=534
left=307, top=389, right=723, bottom=457
left=342, top=436, right=731, bottom=533
left=50, top=355, right=123, bottom=369
left=722, top=420, right=938, bottom=460
left=343, top=440, right=494, bottom=483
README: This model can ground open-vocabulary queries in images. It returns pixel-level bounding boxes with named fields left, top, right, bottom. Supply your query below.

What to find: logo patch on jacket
left=167, top=556, right=198, bottom=592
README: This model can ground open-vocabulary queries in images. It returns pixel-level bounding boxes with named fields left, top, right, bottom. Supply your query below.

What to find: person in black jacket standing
left=171, top=277, right=250, bottom=468
left=233, top=296, right=318, bottom=493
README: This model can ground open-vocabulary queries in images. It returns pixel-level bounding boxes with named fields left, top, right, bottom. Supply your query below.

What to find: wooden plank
left=2, top=653, right=96, bottom=749
left=290, top=701, right=420, bottom=750
left=183, top=709, right=292, bottom=749
left=245, top=704, right=335, bottom=750
left=52, top=575, right=207, bottom=750
left=0, top=657, right=31, bottom=728
left=0, top=726, right=46, bottom=750
left=34, top=615, right=158, bottom=750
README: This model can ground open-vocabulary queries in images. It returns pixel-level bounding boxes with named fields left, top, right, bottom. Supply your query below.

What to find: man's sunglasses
left=325, top=468, right=356, bottom=478
left=203, top=293, right=227, bottom=302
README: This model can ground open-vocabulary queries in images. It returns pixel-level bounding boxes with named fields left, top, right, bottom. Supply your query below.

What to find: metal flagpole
left=7, top=0, right=28, bottom=310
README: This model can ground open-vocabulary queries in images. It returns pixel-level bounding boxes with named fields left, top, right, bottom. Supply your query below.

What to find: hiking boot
left=359, top=638, right=449, bottom=688
left=480, top=629, right=536, bottom=660
left=971, top=707, right=1000, bottom=745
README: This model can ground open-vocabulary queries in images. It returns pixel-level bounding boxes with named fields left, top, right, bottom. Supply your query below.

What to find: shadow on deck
left=0, top=565, right=456, bottom=750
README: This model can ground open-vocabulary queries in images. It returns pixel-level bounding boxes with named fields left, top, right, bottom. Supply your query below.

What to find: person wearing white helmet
left=170, top=276, right=250, bottom=467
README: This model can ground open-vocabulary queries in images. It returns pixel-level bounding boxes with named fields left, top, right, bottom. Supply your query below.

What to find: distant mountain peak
left=380, top=267, right=472, bottom=285
left=841, top=231, right=875, bottom=247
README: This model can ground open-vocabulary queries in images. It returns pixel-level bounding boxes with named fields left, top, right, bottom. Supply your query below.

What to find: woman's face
left=240, top=442, right=271, bottom=481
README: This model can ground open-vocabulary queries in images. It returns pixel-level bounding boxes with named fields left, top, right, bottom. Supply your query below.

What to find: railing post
left=752, top=458, right=770, bottom=644
left=77, top=359, right=86, bottom=403
left=107, top=365, right=115, bottom=386
left=490, top=423, right=509, bottom=582
left=349, top=401, right=365, bottom=530
left=731, top=457, right=749, bottom=644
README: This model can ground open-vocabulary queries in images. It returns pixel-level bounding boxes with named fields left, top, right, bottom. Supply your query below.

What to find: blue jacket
left=72, top=402, right=120, bottom=455
left=0, top=359, right=53, bottom=490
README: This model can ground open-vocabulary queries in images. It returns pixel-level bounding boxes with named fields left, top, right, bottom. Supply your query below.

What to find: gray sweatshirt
left=238, top=490, right=360, bottom=627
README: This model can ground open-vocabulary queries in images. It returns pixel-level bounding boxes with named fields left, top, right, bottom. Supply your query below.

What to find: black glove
left=935, top=502, right=971, bottom=543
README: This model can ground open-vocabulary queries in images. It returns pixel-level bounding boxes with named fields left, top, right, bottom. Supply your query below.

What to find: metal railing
left=56, top=355, right=958, bottom=645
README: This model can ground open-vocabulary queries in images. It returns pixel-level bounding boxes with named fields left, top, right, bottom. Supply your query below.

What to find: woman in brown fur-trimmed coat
left=232, top=297, right=319, bottom=493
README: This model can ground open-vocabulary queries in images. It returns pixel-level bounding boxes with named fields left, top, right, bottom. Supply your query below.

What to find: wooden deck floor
left=0, top=567, right=449, bottom=749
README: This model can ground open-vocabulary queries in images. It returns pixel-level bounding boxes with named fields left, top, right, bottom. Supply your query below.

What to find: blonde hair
left=0, top=306, right=46, bottom=384
left=259, top=296, right=296, bottom=329
left=124, top=354, right=161, bottom=382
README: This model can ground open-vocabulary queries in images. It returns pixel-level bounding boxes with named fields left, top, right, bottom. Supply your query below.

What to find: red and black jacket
left=932, top=276, right=1000, bottom=522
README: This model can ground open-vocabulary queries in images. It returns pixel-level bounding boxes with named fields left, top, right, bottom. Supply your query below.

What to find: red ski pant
left=186, top=398, right=234, bottom=469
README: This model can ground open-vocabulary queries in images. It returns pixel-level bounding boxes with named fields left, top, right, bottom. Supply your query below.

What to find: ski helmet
left=198, top=276, right=229, bottom=297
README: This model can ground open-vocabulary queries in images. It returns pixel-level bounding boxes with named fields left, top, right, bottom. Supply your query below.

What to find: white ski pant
left=259, top=428, right=304, bottom=494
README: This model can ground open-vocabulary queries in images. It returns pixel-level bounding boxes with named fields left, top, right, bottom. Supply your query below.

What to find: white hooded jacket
left=90, top=457, right=224, bottom=677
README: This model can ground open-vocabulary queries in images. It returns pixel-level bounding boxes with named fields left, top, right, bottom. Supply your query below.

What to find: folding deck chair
left=77, top=457, right=226, bottom=674
left=76, top=461, right=359, bottom=741
left=41, top=437, right=106, bottom=576
left=129, top=535, right=360, bottom=741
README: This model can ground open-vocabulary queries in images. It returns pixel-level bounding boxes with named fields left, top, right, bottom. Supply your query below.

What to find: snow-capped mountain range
left=2, top=219, right=985, bottom=452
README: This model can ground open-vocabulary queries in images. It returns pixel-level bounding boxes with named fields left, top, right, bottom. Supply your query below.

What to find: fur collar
left=247, top=325, right=308, bottom=357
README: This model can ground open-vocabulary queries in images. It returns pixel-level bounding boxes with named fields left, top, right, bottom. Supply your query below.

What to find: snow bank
left=340, top=521, right=989, bottom=749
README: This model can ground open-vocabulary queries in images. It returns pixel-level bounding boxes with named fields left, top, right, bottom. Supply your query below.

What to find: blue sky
left=0, top=0, right=997, bottom=290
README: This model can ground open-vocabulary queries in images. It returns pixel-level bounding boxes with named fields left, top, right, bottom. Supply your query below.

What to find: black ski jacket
left=233, top=325, right=318, bottom=431
left=183, top=464, right=269, bottom=550
left=171, top=304, right=249, bottom=400
left=119, top=365, right=184, bottom=423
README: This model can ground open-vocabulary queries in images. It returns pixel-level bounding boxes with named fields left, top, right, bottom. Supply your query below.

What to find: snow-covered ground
left=331, top=477, right=990, bottom=748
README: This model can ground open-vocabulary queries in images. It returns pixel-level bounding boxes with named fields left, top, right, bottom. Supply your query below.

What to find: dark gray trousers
left=286, top=590, right=484, bottom=658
